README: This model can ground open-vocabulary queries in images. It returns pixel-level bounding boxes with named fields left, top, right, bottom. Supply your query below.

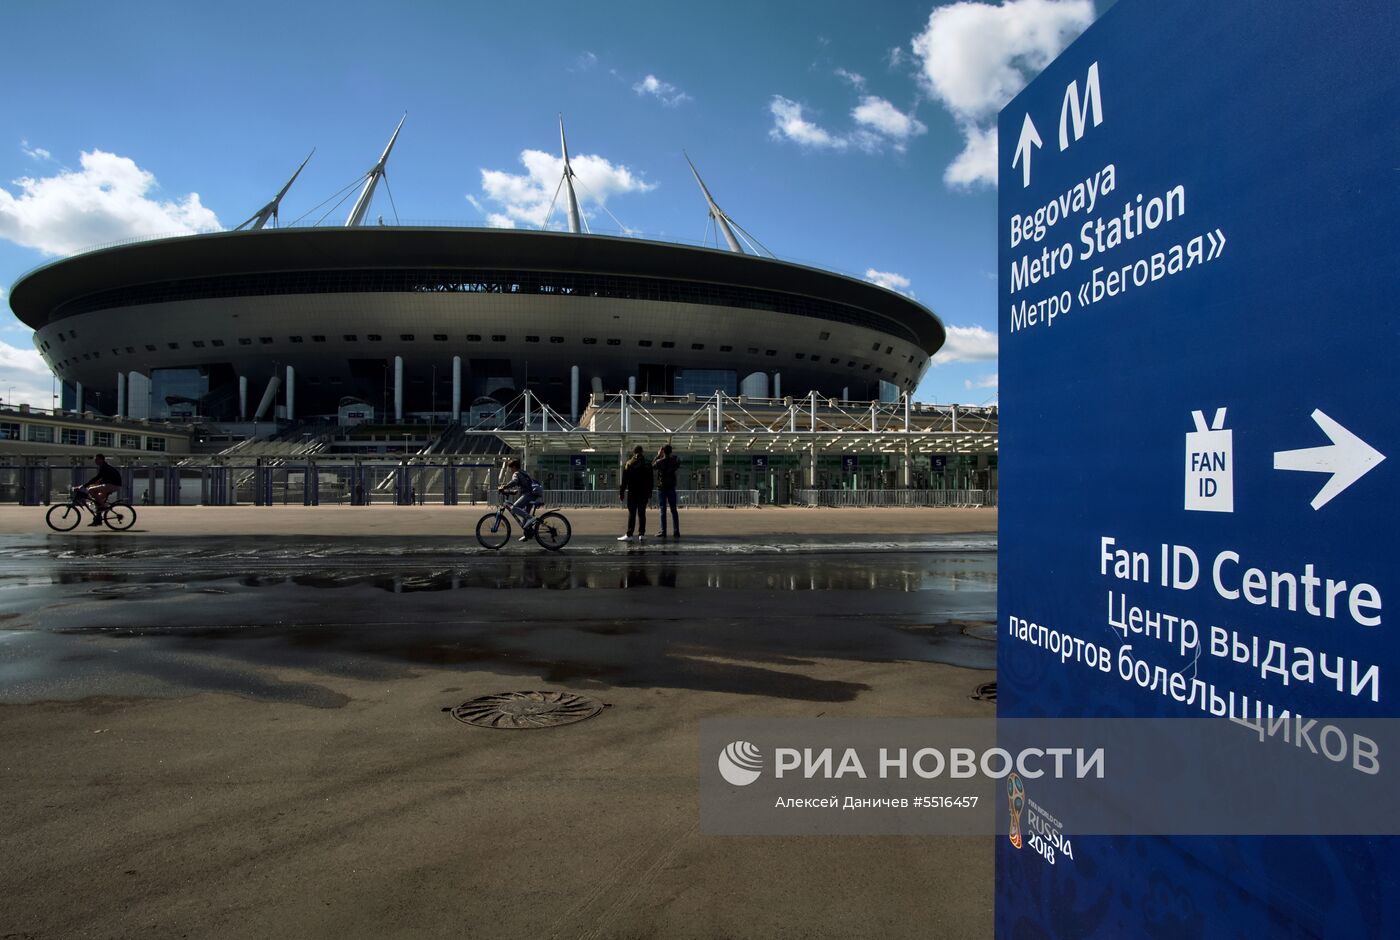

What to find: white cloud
left=834, top=68, right=867, bottom=90
left=0, top=150, right=221, bottom=256
left=0, top=337, right=53, bottom=407
left=474, top=149, right=655, bottom=230
left=769, top=96, right=848, bottom=150
left=943, top=123, right=1000, bottom=188
left=911, top=0, right=1093, bottom=188
left=574, top=51, right=598, bottom=71
left=964, top=372, right=999, bottom=390
left=932, top=325, right=999, bottom=365
left=20, top=139, right=51, bottom=161
left=770, top=95, right=924, bottom=154
left=887, top=46, right=907, bottom=70
left=864, top=268, right=915, bottom=298
left=633, top=74, right=691, bottom=107
left=851, top=96, right=927, bottom=147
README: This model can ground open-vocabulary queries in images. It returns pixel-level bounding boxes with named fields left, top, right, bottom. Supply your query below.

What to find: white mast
left=685, top=152, right=743, bottom=253
left=346, top=114, right=406, bottom=227
left=235, top=149, right=314, bottom=231
left=559, top=114, right=582, bottom=234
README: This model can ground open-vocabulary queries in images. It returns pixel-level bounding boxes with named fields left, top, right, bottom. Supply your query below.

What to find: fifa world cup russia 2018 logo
left=1007, top=772, right=1025, bottom=849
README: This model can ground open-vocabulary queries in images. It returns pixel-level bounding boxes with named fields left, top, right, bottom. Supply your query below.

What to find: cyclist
left=496, top=458, right=543, bottom=541
left=82, top=454, right=122, bottom=526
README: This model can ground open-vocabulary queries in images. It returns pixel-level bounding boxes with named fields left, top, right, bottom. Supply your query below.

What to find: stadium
left=7, top=120, right=945, bottom=426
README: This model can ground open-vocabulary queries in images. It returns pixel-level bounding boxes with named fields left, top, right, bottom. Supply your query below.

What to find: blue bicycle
left=475, top=500, right=572, bottom=551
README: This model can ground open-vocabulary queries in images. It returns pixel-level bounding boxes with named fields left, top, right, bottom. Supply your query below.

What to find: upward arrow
left=1274, top=409, right=1386, bottom=510
left=1012, top=113, right=1042, bottom=188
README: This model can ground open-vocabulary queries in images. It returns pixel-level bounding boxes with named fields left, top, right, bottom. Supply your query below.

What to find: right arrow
left=1273, top=409, right=1386, bottom=510
left=1011, top=113, right=1042, bottom=189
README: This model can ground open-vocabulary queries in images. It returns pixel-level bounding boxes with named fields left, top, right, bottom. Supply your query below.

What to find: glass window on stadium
left=93, top=431, right=113, bottom=447
left=674, top=369, right=737, bottom=397
left=0, top=423, right=19, bottom=440
left=151, top=368, right=209, bottom=420
left=27, top=425, right=53, bottom=443
left=121, top=434, right=140, bottom=450
left=149, top=365, right=237, bottom=420
left=60, top=428, right=85, bottom=446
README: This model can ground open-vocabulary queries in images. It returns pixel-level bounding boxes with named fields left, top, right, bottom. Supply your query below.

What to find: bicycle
left=475, top=500, right=571, bottom=551
left=46, top=485, right=138, bottom=532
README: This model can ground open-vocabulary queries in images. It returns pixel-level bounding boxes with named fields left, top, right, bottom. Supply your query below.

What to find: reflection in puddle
left=0, top=546, right=998, bottom=706
left=36, top=553, right=995, bottom=595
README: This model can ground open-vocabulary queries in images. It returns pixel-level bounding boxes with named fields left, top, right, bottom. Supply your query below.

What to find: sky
left=0, top=0, right=1109, bottom=409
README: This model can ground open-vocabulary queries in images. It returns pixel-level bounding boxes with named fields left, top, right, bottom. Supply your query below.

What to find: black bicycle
left=476, top=501, right=571, bottom=551
left=46, top=486, right=138, bottom=532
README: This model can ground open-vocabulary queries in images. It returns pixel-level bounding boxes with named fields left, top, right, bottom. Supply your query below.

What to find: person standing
left=653, top=443, right=680, bottom=538
left=618, top=445, right=652, bottom=541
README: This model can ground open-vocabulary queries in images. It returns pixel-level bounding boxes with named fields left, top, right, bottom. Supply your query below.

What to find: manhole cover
left=449, top=691, right=605, bottom=729
left=970, top=682, right=997, bottom=703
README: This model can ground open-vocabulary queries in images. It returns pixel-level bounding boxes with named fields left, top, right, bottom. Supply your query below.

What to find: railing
left=794, top=489, right=996, bottom=508
left=0, top=461, right=988, bottom=509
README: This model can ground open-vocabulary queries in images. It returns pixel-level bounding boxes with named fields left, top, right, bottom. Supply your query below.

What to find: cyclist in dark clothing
left=497, top=458, right=543, bottom=541
left=618, top=445, right=653, bottom=541
left=84, top=454, right=122, bottom=526
left=653, top=444, right=680, bottom=538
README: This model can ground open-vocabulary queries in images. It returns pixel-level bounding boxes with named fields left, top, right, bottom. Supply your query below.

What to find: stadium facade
left=7, top=120, right=945, bottom=427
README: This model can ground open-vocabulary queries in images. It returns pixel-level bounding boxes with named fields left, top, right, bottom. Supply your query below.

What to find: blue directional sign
left=841, top=455, right=858, bottom=472
left=997, top=1, right=1399, bottom=935
left=569, top=454, right=587, bottom=469
left=751, top=454, right=769, bottom=470
left=931, top=455, right=946, bottom=473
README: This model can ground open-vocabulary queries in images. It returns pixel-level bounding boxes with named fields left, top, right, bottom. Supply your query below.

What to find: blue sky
left=0, top=0, right=1107, bottom=408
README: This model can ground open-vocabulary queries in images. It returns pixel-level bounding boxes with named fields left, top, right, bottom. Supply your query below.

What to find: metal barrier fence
left=0, top=462, right=767, bottom=508
left=793, top=489, right=997, bottom=508
left=0, top=463, right=991, bottom=508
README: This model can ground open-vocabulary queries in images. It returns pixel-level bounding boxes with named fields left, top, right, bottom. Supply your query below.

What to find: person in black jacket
left=653, top=443, right=680, bottom=538
left=618, top=445, right=653, bottom=541
left=83, top=454, right=122, bottom=526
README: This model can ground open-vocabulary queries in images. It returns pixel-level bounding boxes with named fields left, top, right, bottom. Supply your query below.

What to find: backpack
left=519, top=471, right=544, bottom=502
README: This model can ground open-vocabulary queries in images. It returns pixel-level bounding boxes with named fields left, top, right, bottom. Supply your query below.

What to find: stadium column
left=116, top=373, right=126, bottom=419
left=451, top=356, right=462, bottom=423
left=239, top=376, right=247, bottom=421
left=394, top=356, right=404, bottom=423
left=570, top=365, right=579, bottom=423
left=254, top=375, right=281, bottom=420
left=711, top=440, right=722, bottom=487
left=772, top=373, right=781, bottom=399
left=842, top=386, right=849, bottom=403
left=285, top=366, right=295, bottom=422
left=75, top=382, right=83, bottom=414
left=628, top=375, right=636, bottom=395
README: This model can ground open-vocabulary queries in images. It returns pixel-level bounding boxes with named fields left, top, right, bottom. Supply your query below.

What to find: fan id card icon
left=1185, top=407, right=1233, bottom=513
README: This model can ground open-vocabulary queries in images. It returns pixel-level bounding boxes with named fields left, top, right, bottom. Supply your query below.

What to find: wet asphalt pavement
left=0, top=533, right=996, bottom=707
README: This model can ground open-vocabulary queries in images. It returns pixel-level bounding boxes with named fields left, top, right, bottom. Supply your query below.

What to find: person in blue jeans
left=653, top=443, right=680, bottom=538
